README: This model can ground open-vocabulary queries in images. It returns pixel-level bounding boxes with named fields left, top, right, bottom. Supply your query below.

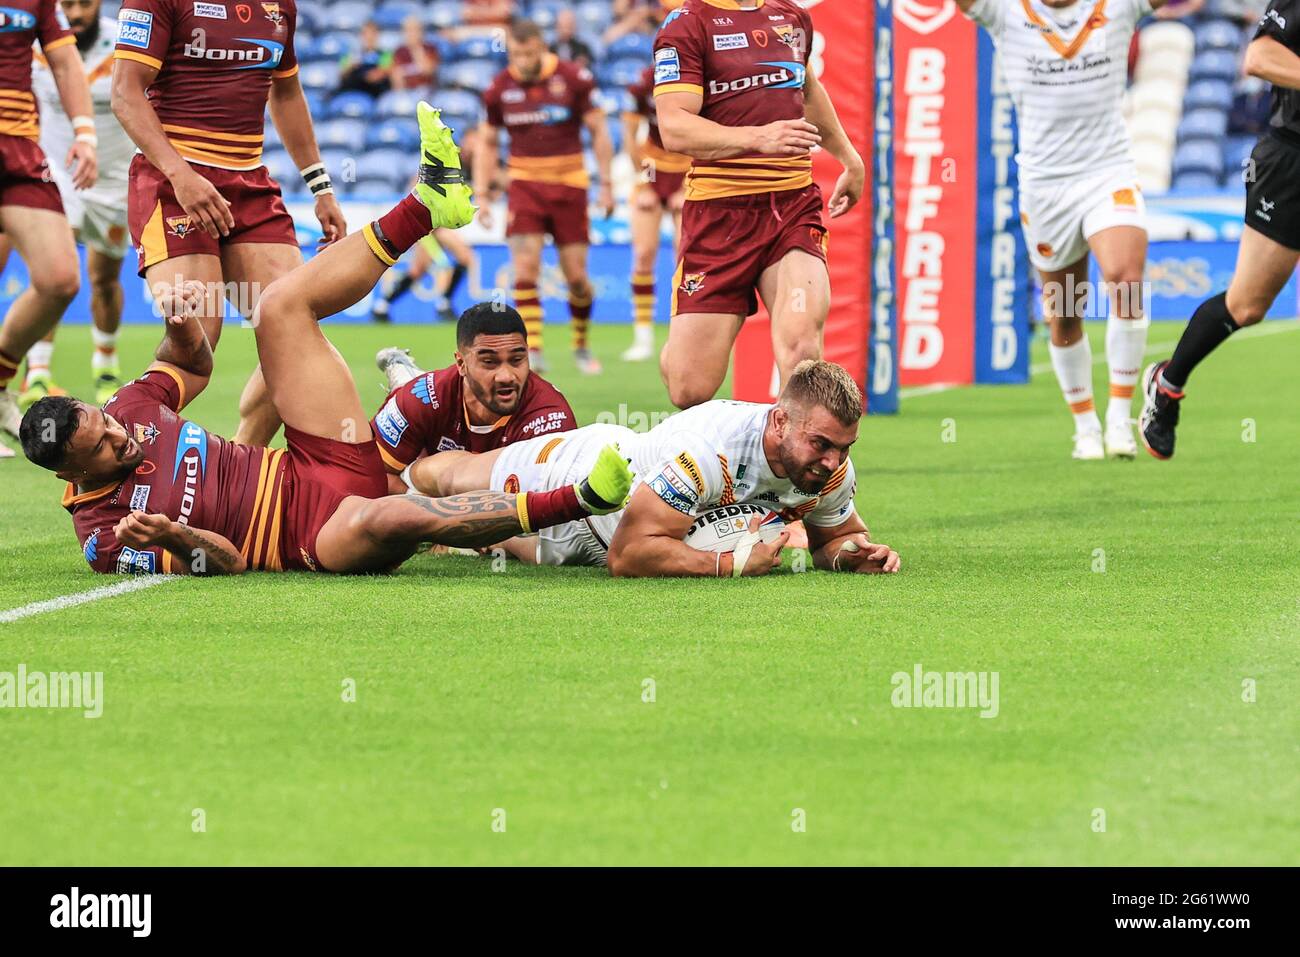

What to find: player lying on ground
left=373, top=302, right=575, bottom=496
left=1140, top=3, right=1300, bottom=460
left=409, top=359, right=900, bottom=578
left=17, top=106, right=634, bottom=575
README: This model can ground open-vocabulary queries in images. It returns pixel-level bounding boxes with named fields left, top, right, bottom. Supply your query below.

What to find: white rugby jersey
left=966, top=0, right=1151, bottom=183
left=621, top=400, right=860, bottom=528
left=32, top=16, right=134, bottom=200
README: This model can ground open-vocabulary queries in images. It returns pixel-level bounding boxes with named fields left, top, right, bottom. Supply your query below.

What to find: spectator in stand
left=553, top=9, right=595, bottom=69
left=340, top=21, right=393, bottom=98
left=604, top=0, right=665, bottom=45
left=458, top=0, right=514, bottom=38
left=1153, top=0, right=1204, bottom=18
left=392, top=15, right=441, bottom=94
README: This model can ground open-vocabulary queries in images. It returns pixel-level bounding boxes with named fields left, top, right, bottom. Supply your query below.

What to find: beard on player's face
left=508, top=39, right=546, bottom=80
left=462, top=339, right=529, bottom=417
left=68, top=1, right=101, bottom=50
left=57, top=405, right=143, bottom=485
left=776, top=406, right=856, bottom=494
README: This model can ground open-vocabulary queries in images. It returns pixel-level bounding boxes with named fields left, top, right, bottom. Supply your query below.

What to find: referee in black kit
left=1141, top=0, right=1300, bottom=459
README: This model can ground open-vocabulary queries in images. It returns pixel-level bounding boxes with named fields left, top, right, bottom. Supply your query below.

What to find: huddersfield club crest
left=261, top=2, right=283, bottom=26
left=773, top=23, right=800, bottom=49
left=166, top=215, right=194, bottom=238
left=134, top=422, right=161, bottom=446
left=680, top=273, right=706, bottom=296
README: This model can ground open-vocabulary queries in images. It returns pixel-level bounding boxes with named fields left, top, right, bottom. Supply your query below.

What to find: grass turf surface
left=1, top=320, right=1297, bottom=865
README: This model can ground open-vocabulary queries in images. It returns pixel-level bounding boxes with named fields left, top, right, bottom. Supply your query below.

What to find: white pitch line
left=898, top=320, right=1300, bottom=401
left=0, top=575, right=179, bottom=625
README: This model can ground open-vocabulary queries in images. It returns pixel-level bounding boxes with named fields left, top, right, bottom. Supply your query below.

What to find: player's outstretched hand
left=828, top=161, right=865, bottom=219
left=475, top=204, right=495, bottom=230
left=737, top=516, right=789, bottom=577
left=315, top=192, right=348, bottom=246
left=173, top=167, right=234, bottom=239
left=152, top=279, right=209, bottom=325
left=752, top=118, right=821, bottom=157
left=833, top=534, right=900, bottom=574
left=66, top=141, right=97, bottom=190
left=114, top=510, right=175, bottom=549
left=599, top=182, right=615, bottom=219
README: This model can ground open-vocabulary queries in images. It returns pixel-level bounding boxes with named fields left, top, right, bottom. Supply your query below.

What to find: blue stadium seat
left=1177, top=108, right=1228, bottom=143
left=423, top=0, right=462, bottom=31
left=366, top=118, right=421, bottom=151
left=1173, top=140, right=1225, bottom=180
left=441, top=60, right=498, bottom=94
left=262, top=148, right=296, bottom=187
left=454, top=35, right=507, bottom=66
left=431, top=88, right=482, bottom=120
left=1223, top=135, right=1257, bottom=179
left=327, top=90, right=375, bottom=119
left=575, top=0, right=614, bottom=33
left=431, top=35, right=455, bottom=64
left=593, top=86, right=635, bottom=115
left=293, top=33, right=318, bottom=63
left=1195, top=19, right=1244, bottom=52
left=1183, top=79, right=1234, bottom=112
left=263, top=118, right=283, bottom=150
left=355, top=149, right=410, bottom=182
left=376, top=88, right=424, bottom=118
left=438, top=111, right=479, bottom=139
left=296, top=1, right=325, bottom=34
left=299, top=61, right=340, bottom=92
left=316, top=117, right=367, bottom=149
left=304, top=89, right=328, bottom=119
left=375, top=1, right=421, bottom=30
left=1172, top=170, right=1223, bottom=192
left=528, top=1, right=566, bottom=30
left=599, top=58, right=649, bottom=89
left=1191, top=49, right=1240, bottom=82
left=606, top=33, right=653, bottom=61
left=314, top=31, right=356, bottom=62
left=327, top=1, right=372, bottom=33
left=348, top=175, right=404, bottom=196
left=318, top=148, right=353, bottom=181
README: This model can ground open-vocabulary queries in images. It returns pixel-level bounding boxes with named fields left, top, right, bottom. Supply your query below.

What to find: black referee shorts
left=1245, top=133, right=1300, bottom=251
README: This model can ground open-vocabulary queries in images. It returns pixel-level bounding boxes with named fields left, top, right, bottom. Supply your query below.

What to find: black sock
left=385, top=272, right=415, bottom=307
left=1163, top=291, right=1240, bottom=389
left=444, top=263, right=467, bottom=301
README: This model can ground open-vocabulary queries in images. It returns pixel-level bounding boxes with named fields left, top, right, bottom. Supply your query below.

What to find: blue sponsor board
left=974, top=34, right=1030, bottom=385
left=867, top=0, right=898, bottom=415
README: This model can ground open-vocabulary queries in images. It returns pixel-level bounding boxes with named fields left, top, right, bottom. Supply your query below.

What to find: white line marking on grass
left=0, top=576, right=179, bottom=625
left=898, top=320, right=1300, bottom=400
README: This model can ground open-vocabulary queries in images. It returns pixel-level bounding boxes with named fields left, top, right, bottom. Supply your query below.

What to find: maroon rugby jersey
left=483, top=54, right=595, bottom=189
left=113, top=0, right=298, bottom=169
left=370, top=364, right=576, bottom=472
left=652, top=0, right=814, bottom=200
left=0, top=0, right=74, bottom=139
left=627, top=65, right=691, bottom=176
left=65, top=368, right=289, bottom=574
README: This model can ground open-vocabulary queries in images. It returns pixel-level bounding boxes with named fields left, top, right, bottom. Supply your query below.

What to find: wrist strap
left=301, top=162, right=334, bottom=196
left=731, top=540, right=756, bottom=578
left=70, top=114, right=94, bottom=130
left=74, top=132, right=97, bottom=146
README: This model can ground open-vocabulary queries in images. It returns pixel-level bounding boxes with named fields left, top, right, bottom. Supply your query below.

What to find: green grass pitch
left=1, top=319, right=1297, bottom=865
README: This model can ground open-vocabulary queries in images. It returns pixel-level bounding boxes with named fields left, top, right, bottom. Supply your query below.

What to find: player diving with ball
left=406, top=359, right=901, bottom=578
left=17, top=106, right=634, bottom=576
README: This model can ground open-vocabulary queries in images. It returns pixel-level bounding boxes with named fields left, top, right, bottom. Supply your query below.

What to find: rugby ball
left=683, top=503, right=786, bottom=553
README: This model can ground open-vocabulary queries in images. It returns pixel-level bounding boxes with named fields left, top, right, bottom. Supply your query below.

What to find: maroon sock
left=521, top=485, right=586, bottom=532
left=372, top=194, right=434, bottom=259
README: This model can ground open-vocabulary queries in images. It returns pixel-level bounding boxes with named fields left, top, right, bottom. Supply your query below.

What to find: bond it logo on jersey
left=173, top=422, right=208, bottom=528
left=182, top=37, right=284, bottom=69
left=0, top=8, right=37, bottom=32
left=708, top=61, right=805, bottom=95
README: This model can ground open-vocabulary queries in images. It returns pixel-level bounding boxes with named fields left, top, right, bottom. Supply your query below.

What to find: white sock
left=633, top=323, right=653, bottom=348
left=1048, top=336, right=1100, bottom=433
left=1104, top=315, right=1148, bottom=426
left=26, top=340, right=53, bottom=377
left=91, top=328, right=119, bottom=371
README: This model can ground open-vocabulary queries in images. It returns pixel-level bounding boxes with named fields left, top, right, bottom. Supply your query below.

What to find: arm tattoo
left=170, top=524, right=243, bottom=575
left=399, top=492, right=527, bottom=548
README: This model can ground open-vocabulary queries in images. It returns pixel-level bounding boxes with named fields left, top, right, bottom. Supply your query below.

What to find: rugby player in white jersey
left=406, top=359, right=901, bottom=577
left=17, top=0, right=134, bottom=407
left=960, top=0, right=1173, bottom=460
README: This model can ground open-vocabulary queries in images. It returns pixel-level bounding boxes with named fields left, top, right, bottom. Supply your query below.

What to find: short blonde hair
left=778, top=360, right=863, bottom=425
